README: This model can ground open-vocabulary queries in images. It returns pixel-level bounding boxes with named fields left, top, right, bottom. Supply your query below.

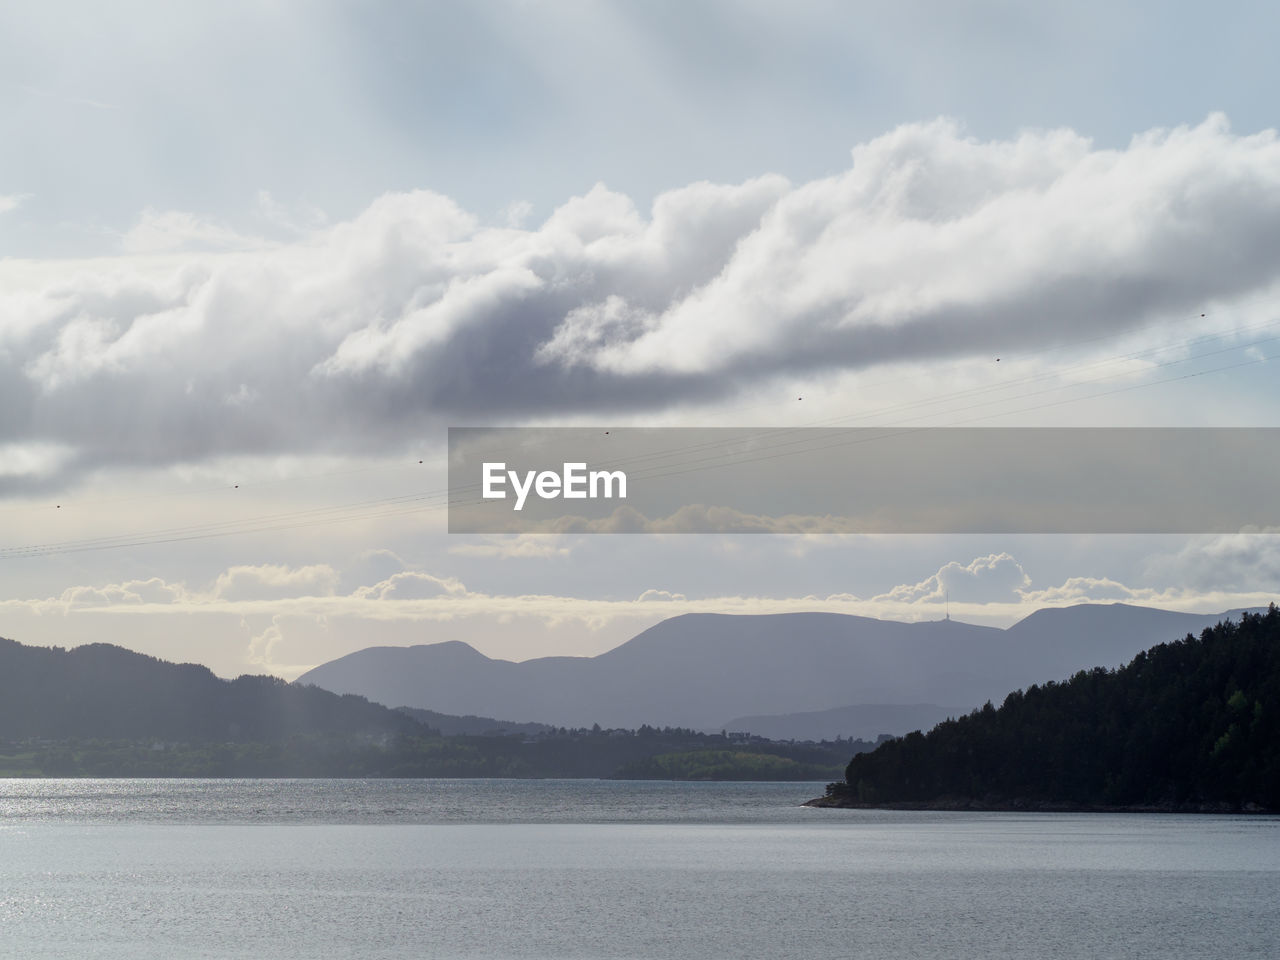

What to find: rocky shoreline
left=804, top=791, right=1273, bottom=814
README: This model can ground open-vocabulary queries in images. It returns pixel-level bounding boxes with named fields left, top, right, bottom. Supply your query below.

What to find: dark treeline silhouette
left=378, top=727, right=860, bottom=780
left=2, top=727, right=864, bottom=779
left=612, top=748, right=846, bottom=781
left=395, top=706, right=553, bottom=737
left=823, top=607, right=1280, bottom=811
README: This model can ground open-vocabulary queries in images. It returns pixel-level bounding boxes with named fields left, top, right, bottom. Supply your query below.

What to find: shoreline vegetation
left=810, top=607, right=1280, bottom=814
left=0, top=735, right=853, bottom=781
left=803, top=795, right=1271, bottom=814
left=0, top=633, right=868, bottom=780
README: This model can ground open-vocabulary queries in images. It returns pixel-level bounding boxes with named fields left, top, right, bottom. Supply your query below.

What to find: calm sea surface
left=0, top=779, right=1276, bottom=959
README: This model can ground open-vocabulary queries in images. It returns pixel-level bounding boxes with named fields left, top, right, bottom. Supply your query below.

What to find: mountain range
left=297, top=603, right=1259, bottom=737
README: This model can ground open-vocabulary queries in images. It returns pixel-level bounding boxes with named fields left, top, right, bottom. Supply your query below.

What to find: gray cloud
left=1144, top=532, right=1280, bottom=592
left=2, top=116, right=1280, bottom=489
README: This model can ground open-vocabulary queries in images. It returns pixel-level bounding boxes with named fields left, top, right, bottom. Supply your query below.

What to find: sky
left=2, top=0, right=1279, bottom=679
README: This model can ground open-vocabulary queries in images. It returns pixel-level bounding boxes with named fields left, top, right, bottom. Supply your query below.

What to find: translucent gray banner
left=447, top=427, right=1280, bottom=534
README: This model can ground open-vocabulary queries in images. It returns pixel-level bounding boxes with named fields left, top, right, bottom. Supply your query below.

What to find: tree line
left=828, top=606, right=1280, bottom=810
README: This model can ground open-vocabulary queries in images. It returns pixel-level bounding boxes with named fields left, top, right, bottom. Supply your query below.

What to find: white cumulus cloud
left=877, top=552, right=1032, bottom=603
left=3, top=116, right=1279, bottom=491
left=213, top=563, right=339, bottom=601
left=352, top=571, right=469, bottom=601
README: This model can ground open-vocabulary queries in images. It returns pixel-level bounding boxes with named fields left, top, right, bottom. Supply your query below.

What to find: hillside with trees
left=815, top=606, right=1280, bottom=811
left=0, top=637, right=422, bottom=743
left=0, top=636, right=864, bottom=778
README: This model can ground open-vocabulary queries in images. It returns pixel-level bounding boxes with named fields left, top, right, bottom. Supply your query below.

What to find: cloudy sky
left=2, top=0, right=1279, bottom=679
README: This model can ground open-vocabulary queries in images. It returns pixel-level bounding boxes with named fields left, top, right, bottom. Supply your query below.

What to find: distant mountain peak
left=296, top=603, right=1264, bottom=735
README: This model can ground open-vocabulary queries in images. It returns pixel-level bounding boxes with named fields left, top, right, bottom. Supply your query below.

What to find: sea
left=0, top=779, right=1276, bottom=959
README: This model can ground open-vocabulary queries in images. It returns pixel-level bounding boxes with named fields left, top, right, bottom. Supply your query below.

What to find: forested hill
left=0, top=635, right=862, bottom=779
left=818, top=606, right=1280, bottom=812
left=0, top=637, right=424, bottom=743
